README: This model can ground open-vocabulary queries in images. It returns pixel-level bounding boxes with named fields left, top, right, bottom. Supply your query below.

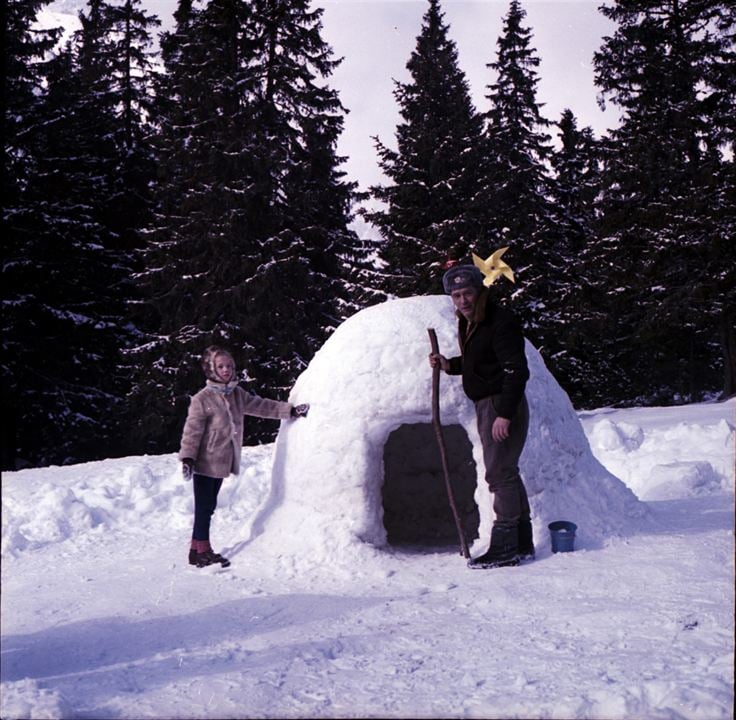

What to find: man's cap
left=442, top=264, right=484, bottom=294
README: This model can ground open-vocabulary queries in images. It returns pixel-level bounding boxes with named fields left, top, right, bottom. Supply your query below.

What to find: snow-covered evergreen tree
left=366, top=0, right=484, bottom=296
left=548, top=109, right=605, bottom=405
left=131, top=0, right=365, bottom=453
left=2, top=0, right=159, bottom=468
left=2, top=0, right=60, bottom=190
left=593, top=0, right=735, bottom=404
left=99, top=0, right=160, bottom=253
left=552, top=109, right=600, bottom=249
left=3, top=0, right=63, bottom=468
left=476, top=0, right=571, bottom=381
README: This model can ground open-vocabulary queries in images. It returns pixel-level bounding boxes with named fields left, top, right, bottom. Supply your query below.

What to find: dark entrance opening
left=382, top=423, right=480, bottom=548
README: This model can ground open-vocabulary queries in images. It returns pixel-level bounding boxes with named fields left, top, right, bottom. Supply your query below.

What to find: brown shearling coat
left=179, top=382, right=292, bottom=478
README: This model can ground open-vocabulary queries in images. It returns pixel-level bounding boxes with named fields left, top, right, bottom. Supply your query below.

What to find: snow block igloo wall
left=249, top=295, right=646, bottom=564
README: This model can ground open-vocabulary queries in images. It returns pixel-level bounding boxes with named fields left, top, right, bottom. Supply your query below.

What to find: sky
left=48, top=0, right=621, bottom=202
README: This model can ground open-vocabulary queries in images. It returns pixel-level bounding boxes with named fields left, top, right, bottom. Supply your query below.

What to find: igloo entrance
left=382, top=423, right=480, bottom=548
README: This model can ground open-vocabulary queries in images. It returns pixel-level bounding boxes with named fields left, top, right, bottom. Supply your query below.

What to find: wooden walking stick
left=427, top=328, right=470, bottom=559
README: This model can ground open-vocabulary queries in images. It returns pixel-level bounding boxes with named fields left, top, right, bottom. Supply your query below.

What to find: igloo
left=248, top=295, right=646, bottom=565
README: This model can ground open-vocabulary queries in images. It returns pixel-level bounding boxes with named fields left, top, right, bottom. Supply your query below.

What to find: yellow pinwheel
left=472, top=247, right=515, bottom=286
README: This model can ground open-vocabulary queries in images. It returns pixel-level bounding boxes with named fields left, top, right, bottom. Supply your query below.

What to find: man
left=429, top=262, right=533, bottom=568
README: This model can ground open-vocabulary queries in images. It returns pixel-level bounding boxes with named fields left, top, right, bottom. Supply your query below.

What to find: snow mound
left=589, top=418, right=645, bottom=452
left=582, top=407, right=735, bottom=500
left=250, top=295, right=646, bottom=567
left=1, top=448, right=276, bottom=558
left=0, top=679, right=69, bottom=720
left=641, top=461, right=725, bottom=501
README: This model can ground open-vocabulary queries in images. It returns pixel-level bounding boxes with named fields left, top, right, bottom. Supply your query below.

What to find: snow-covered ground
left=2, top=399, right=734, bottom=719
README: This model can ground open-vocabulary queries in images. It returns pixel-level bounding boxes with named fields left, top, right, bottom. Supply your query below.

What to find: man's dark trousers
left=475, top=394, right=530, bottom=527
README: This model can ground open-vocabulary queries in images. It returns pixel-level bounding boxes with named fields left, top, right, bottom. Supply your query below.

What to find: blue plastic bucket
left=548, top=521, right=577, bottom=553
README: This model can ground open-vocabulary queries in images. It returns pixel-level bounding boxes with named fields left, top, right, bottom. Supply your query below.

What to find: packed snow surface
left=2, top=398, right=734, bottom=718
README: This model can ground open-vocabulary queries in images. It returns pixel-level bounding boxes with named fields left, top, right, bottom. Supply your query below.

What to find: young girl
left=179, top=345, right=309, bottom=568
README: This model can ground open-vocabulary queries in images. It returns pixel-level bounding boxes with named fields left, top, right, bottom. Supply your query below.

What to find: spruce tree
left=366, top=0, right=484, bottom=297
left=9, top=50, right=134, bottom=466
left=593, top=0, right=735, bottom=404
left=477, top=0, right=569, bottom=377
left=2, top=0, right=159, bottom=467
left=131, top=0, right=363, bottom=453
left=552, top=109, right=600, bottom=252
left=548, top=109, right=605, bottom=405
left=98, top=0, right=160, bottom=255
left=3, top=0, right=62, bottom=468
left=2, top=0, right=61, bottom=194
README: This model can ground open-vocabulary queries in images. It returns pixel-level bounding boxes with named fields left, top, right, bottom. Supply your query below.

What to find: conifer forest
left=3, top=0, right=735, bottom=469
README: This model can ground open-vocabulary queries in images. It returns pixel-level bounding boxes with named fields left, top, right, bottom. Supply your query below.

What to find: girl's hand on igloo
left=291, top=404, right=310, bottom=418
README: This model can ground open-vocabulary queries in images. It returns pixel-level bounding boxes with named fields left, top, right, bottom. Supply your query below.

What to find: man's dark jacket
left=446, top=289, right=529, bottom=419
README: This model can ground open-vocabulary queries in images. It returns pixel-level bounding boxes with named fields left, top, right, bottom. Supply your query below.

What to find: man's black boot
left=468, top=524, right=519, bottom=569
left=518, top=518, right=535, bottom=561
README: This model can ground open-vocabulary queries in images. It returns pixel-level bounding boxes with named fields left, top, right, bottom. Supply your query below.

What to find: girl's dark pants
left=475, top=394, right=531, bottom=527
left=192, top=474, right=223, bottom=541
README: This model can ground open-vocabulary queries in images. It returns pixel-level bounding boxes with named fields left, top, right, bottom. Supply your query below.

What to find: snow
left=579, top=405, right=735, bottom=501
left=2, top=317, right=734, bottom=720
